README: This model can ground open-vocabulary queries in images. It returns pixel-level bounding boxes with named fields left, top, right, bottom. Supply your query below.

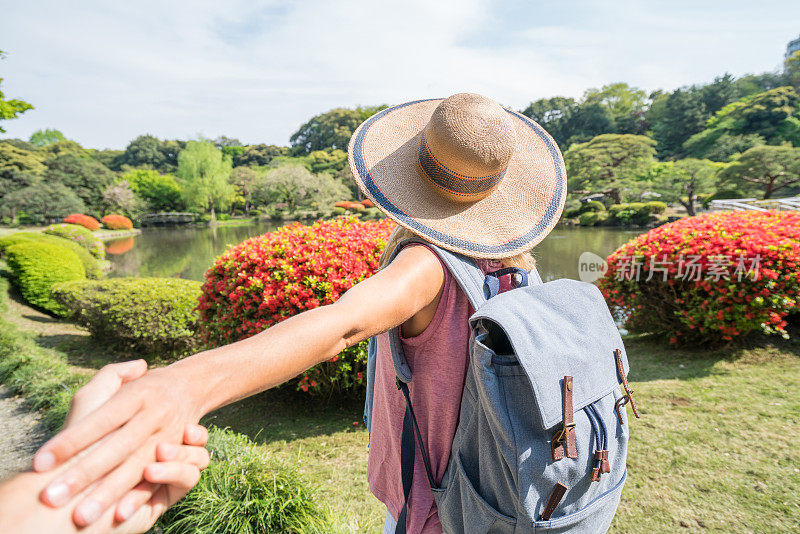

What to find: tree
left=124, top=169, right=184, bottom=212
left=232, top=144, right=289, bottom=167
left=29, top=128, right=66, bottom=147
left=786, top=51, right=800, bottom=91
left=0, top=182, right=85, bottom=224
left=563, top=102, right=618, bottom=145
left=718, top=145, right=800, bottom=199
left=177, top=140, right=234, bottom=221
left=0, top=50, right=33, bottom=133
left=44, top=153, right=115, bottom=214
left=120, top=135, right=185, bottom=173
left=564, top=134, right=657, bottom=204
left=649, top=159, right=725, bottom=216
left=228, top=166, right=258, bottom=214
left=520, top=97, right=579, bottom=148
left=251, top=163, right=349, bottom=212
left=213, top=136, right=243, bottom=148
left=684, top=86, right=800, bottom=159
left=290, top=105, right=387, bottom=154
left=0, top=142, right=45, bottom=201
left=649, top=88, right=707, bottom=159
left=102, top=181, right=140, bottom=216
left=583, top=83, right=648, bottom=134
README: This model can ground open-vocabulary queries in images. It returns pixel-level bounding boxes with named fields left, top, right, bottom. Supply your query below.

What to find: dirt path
left=0, top=386, right=49, bottom=479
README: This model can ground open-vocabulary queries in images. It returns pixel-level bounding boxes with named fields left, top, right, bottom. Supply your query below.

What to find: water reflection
left=106, top=222, right=643, bottom=282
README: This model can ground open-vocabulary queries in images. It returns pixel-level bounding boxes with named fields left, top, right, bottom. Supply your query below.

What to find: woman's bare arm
left=33, top=245, right=445, bottom=526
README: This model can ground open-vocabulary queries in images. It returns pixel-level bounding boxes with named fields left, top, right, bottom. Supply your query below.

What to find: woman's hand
left=33, top=364, right=205, bottom=526
left=0, top=425, right=210, bottom=534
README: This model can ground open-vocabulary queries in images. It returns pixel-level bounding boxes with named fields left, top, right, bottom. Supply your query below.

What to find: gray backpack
left=364, top=241, right=640, bottom=533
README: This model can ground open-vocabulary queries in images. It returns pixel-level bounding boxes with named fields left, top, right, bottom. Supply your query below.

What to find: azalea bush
left=101, top=214, right=133, bottom=230
left=43, top=223, right=105, bottom=260
left=63, top=213, right=100, bottom=231
left=198, top=217, right=395, bottom=395
left=599, top=211, right=800, bottom=346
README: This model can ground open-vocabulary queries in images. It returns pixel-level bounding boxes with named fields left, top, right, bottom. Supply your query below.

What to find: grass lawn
left=2, top=281, right=798, bottom=532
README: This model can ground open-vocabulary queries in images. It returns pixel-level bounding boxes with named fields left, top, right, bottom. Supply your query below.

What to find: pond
left=104, top=222, right=643, bottom=282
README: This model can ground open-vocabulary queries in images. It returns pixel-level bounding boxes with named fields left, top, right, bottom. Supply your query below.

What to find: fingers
left=144, top=462, right=202, bottom=489
left=182, top=424, right=209, bottom=447
left=155, top=442, right=210, bottom=471
left=113, top=481, right=161, bottom=524
left=34, top=389, right=143, bottom=473
left=63, top=360, right=148, bottom=428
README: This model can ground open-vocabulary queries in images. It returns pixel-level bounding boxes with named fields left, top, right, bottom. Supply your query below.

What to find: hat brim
left=348, top=98, right=566, bottom=259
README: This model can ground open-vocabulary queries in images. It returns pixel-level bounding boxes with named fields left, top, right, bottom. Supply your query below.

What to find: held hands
left=32, top=359, right=206, bottom=527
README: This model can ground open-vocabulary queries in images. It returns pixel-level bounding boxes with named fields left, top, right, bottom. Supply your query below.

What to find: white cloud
left=1, top=0, right=798, bottom=148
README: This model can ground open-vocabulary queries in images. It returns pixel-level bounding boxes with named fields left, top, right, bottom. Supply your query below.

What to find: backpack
left=364, top=240, right=640, bottom=534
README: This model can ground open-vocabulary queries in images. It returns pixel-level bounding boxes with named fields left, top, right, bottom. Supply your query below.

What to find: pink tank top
left=367, top=245, right=507, bottom=534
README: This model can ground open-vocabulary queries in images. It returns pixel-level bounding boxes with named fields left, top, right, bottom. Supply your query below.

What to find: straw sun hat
left=347, top=92, right=566, bottom=259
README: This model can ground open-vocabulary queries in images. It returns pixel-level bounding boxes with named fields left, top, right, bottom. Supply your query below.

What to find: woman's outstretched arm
left=32, top=244, right=445, bottom=527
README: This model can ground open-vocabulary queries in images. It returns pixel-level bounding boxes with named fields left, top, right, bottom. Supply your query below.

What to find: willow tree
left=177, top=140, right=234, bottom=222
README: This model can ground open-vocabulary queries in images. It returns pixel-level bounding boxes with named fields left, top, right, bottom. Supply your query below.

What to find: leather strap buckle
left=614, top=349, right=641, bottom=423
left=551, top=376, right=578, bottom=460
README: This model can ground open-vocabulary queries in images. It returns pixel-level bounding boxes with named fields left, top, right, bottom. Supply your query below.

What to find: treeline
left=1, top=48, right=799, bottom=225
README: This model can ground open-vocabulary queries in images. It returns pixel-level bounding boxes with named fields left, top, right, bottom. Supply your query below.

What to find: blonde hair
left=379, top=226, right=536, bottom=271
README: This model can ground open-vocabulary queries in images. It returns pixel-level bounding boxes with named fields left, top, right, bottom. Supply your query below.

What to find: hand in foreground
left=32, top=360, right=204, bottom=526
left=0, top=424, right=209, bottom=534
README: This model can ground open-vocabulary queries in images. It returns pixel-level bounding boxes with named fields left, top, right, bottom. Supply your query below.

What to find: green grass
left=1, top=273, right=797, bottom=532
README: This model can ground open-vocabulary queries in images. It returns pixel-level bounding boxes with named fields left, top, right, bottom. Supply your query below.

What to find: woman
left=32, top=93, right=566, bottom=532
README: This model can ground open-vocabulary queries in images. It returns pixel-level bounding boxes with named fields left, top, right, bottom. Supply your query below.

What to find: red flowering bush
left=198, top=217, right=396, bottom=395
left=101, top=214, right=133, bottom=230
left=63, top=214, right=100, bottom=231
left=599, top=211, right=800, bottom=346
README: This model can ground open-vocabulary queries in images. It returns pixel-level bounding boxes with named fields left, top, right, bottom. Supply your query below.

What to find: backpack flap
left=469, top=279, right=629, bottom=430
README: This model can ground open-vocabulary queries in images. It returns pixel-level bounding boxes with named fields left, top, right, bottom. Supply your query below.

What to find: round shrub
left=5, top=242, right=86, bottom=315
left=63, top=213, right=100, bottom=231
left=101, top=214, right=133, bottom=230
left=43, top=223, right=105, bottom=260
left=579, top=212, right=601, bottom=226
left=0, top=232, right=102, bottom=279
left=361, top=198, right=375, bottom=208
left=198, top=217, right=395, bottom=395
left=644, top=201, right=668, bottom=214
left=583, top=200, right=606, bottom=213
left=599, top=211, right=800, bottom=346
left=50, top=277, right=202, bottom=355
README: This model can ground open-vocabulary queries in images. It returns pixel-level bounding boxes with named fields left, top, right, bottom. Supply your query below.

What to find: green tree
left=718, top=145, right=800, bottom=199
left=0, top=51, right=33, bottom=133
left=0, top=182, right=85, bottom=224
left=29, top=128, right=66, bottom=147
left=177, top=140, right=234, bottom=221
left=251, top=163, right=349, bottom=212
left=564, top=102, right=618, bottom=145
left=232, top=144, right=289, bottom=167
left=786, top=51, right=800, bottom=90
left=520, top=97, right=579, bottom=148
left=564, top=134, right=657, bottom=204
left=649, top=159, right=725, bottom=216
left=120, top=135, right=184, bottom=173
left=102, top=181, right=140, bottom=216
left=228, top=166, right=258, bottom=214
left=684, top=86, right=800, bottom=159
left=124, top=169, right=184, bottom=212
left=0, top=142, right=45, bottom=201
left=44, top=153, right=115, bottom=214
left=290, top=105, right=387, bottom=154
left=583, top=82, right=648, bottom=134
left=648, top=88, right=706, bottom=159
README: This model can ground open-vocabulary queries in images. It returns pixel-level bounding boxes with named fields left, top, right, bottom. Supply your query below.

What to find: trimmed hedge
left=51, top=277, right=202, bottom=354
left=44, top=223, right=105, bottom=260
left=5, top=242, right=86, bottom=315
left=600, top=211, right=800, bottom=346
left=101, top=214, right=133, bottom=230
left=0, top=232, right=103, bottom=279
left=64, top=213, right=101, bottom=231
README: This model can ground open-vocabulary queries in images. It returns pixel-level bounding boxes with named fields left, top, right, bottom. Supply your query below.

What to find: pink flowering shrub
left=198, top=217, right=395, bottom=395
left=599, top=211, right=800, bottom=346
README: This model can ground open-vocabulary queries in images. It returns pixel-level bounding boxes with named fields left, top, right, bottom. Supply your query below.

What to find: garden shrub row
left=0, top=232, right=103, bottom=279
left=44, top=223, right=105, bottom=259
left=51, top=277, right=202, bottom=355
left=198, top=217, right=395, bottom=395
left=577, top=201, right=668, bottom=227
left=64, top=213, right=100, bottom=231
left=600, top=210, right=800, bottom=346
left=4, top=242, right=86, bottom=315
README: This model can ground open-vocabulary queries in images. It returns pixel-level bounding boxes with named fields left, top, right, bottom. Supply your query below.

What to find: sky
left=1, top=0, right=799, bottom=150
